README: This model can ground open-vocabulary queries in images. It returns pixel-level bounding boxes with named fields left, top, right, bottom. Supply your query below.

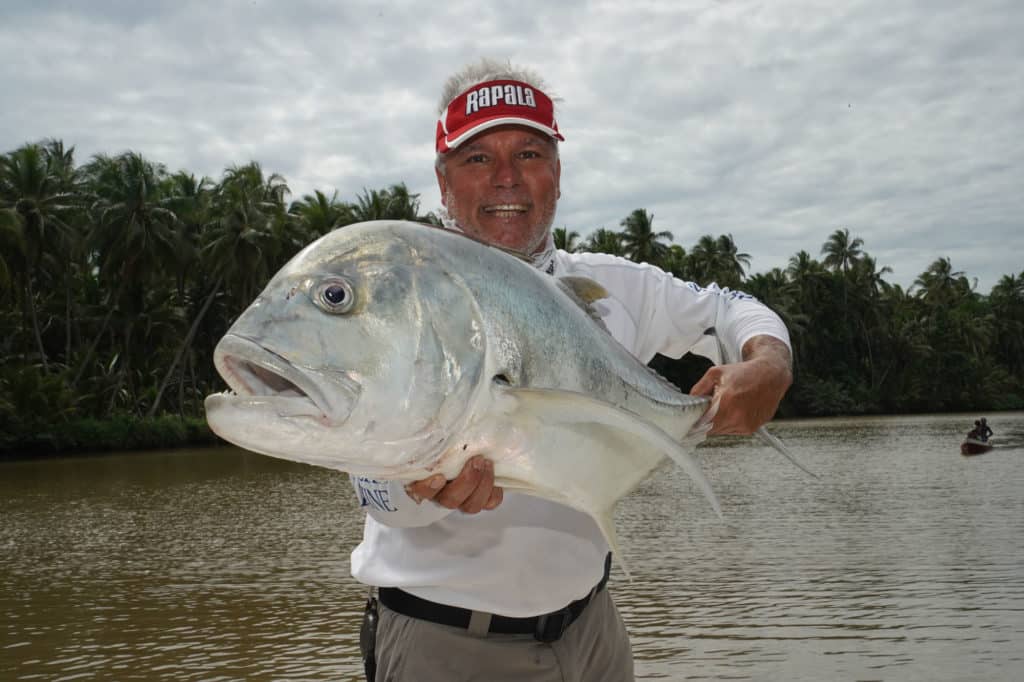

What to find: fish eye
left=313, top=278, right=355, bottom=314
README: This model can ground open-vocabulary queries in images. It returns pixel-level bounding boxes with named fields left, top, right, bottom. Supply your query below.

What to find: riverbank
left=0, top=415, right=220, bottom=459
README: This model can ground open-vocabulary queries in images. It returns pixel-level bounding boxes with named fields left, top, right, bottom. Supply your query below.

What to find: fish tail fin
left=703, top=327, right=817, bottom=480
left=755, top=426, right=819, bottom=479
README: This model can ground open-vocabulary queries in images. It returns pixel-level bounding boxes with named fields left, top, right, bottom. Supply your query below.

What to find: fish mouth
left=212, top=334, right=359, bottom=425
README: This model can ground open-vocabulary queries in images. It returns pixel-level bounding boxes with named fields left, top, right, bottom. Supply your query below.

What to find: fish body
left=205, top=220, right=718, bottom=556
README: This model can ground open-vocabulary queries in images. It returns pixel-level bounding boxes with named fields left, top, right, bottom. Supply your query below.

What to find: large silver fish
left=204, top=220, right=720, bottom=558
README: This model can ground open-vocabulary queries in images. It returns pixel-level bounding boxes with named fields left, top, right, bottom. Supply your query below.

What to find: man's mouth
left=483, top=204, right=529, bottom=218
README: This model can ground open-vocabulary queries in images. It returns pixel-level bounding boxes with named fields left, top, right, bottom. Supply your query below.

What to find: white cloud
left=2, top=0, right=1021, bottom=290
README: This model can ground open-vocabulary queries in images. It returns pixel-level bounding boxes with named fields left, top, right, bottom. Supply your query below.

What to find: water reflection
left=2, top=413, right=1023, bottom=681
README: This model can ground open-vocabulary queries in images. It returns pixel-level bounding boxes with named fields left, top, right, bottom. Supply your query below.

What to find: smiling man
left=434, top=78, right=563, bottom=257
left=351, top=59, right=793, bottom=682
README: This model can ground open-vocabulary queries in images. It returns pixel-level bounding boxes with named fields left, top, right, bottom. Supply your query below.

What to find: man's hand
left=404, top=455, right=504, bottom=514
left=690, top=335, right=792, bottom=435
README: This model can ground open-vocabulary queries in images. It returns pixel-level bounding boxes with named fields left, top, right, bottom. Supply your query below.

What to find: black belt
left=378, top=553, right=612, bottom=643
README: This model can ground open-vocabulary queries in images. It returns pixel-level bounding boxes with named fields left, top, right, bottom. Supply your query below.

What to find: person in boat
left=978, top=418, right=993, bottom=442
left=967, top=420, right=982, bottom=440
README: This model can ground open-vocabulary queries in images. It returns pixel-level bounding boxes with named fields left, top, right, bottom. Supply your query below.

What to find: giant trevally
left=204, top=220, right=721, bottom=558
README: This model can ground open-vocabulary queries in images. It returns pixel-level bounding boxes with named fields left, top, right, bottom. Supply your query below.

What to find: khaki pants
left=373, top=589, right=635, bottom=682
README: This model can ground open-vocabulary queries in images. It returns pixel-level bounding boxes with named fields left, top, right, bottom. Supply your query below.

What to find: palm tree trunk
left=65, top=275, right=73, bottom=366
left=24, top=279, right=49, bottom=372
left=177, top=355, right=186, bottom=418
left=107, top=367, right=124, bottom=415
left=147, top=278, right=222, bottom=417
left=188, top=348, right=199, bottom=413
left=72, top=278, right=128, bottom=388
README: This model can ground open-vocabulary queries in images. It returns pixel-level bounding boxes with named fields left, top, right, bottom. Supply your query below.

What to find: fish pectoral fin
left=494, top=474, right=631, bottom=579
left=595, top=508, right=631, bottom=581
left=496, top=386, right=722, bottom=520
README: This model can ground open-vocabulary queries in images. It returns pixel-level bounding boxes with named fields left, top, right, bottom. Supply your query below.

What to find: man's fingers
left=484, top=486, right=503, bottom=510
left=459, top=460, right=495, bottom=514
left=404, top=474, right=446, bottom=503
left=435, top=456, right=488, bottom=509
left=690, top=367, right=723, bottom=397
left=403, top=456, right=504, bottom=513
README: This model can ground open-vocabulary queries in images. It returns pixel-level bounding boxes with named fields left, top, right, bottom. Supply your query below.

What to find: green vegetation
left=2, top=139, right=1021, bottom=454
left=559, top=224, right=1024, bottom=416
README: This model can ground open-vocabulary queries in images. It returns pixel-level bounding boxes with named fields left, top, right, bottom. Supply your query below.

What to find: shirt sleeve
left=574, top=254, right=790, bottom=364
left=349, top=475, right=455, bottom=528
left=671, top=281, right=792, bottom=365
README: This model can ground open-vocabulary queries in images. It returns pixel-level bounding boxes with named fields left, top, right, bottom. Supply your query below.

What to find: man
left=978, top=418, right=993, bottom=442
left=351, top=59, right=793, bottom=681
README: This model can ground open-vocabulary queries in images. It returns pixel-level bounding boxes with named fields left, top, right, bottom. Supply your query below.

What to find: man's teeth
left=484, top=204, right=527, bottom=215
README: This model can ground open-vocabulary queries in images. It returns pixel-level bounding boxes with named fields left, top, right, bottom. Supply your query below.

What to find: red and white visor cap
left=436, top=79, right=564, bottom=154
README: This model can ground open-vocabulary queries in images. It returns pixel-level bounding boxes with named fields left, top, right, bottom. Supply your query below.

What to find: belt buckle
left=534, top=606, right=572, bottom=643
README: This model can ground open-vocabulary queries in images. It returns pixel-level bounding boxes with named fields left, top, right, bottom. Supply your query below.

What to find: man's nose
left=490, top=156, right=521, bottom=187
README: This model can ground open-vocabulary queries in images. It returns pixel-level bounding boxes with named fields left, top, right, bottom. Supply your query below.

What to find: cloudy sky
left=3, top=0, right=1021, bottom=291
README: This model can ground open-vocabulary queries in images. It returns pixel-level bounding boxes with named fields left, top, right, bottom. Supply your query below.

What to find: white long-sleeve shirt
left=349, top=249, right=790, bottom=617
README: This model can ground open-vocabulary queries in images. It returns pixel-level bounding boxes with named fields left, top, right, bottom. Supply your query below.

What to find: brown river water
left=2, top=412, right=1023, bottom=681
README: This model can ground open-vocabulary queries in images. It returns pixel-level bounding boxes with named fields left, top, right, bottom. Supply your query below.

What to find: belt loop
left=467, top=610, right=492, bottom=638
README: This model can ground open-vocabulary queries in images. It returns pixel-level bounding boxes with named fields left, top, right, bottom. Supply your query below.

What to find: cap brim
left=441, top=116, right=563, bottom=153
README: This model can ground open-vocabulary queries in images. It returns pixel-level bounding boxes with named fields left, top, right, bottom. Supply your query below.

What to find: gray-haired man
left=352, top=58, right=792, bottom=681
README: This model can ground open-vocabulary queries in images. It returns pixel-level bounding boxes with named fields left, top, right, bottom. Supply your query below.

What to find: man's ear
left=435, top=166, right=448, bottom=206
left=556, top=158, right=561, bottom=199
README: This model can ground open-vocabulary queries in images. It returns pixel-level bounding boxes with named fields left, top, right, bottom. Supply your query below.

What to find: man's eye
left=465, top=154, right=487, bottom=163
left=519, top=150, right=541, bottom=159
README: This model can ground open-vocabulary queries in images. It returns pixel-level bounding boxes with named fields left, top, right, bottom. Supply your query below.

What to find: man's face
left=435, top=125, right=561, bottom=256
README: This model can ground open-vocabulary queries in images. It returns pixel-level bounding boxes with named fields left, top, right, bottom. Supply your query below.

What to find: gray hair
left=435, top=58, right=560, bottom=174
left=436, top=58, right=556, bottom=115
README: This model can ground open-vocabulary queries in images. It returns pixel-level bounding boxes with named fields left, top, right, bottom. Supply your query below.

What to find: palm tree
left=846, top=254, right=895, bottom=387
left=553, top=227, right=581, bottom=252
left=206, top=162, right=294, bottom=295
left=86, top=152, right=181, bottom=283
left=714, top=233, right=752, bottom=287
left=0, top=207, right=24, bottom=296
left=149, top=163, right=292, bottom=416
left=619, top=209, right=673, bottom=266
left=660, top=245, right=690, bottom=280
left=850, top=255, right=893, bottom=298
left=992, top=272, right=1024, bottom=299
left=0, top=142, right=79, bottom=371
left=821, top=228, right=864, bottom=275
left=77, top=152, right=182, bottom=407
left=786, top=250, right=828, bottom=304
left=744, top=268, right=807, bottom=342
left=913, top=257, right=969, bottom=305
left=687, top=235, right=721, bottom=286
left=821, top=228, right=866, bottom=315
left=289, top=189, right=353, bottom=239
left=350, top=183, right=427, bottom=222
left=382, top=182, right=425, bottom=221
left=582, top=228, right=625, bottom=256
left=989, top=272, right=1024, bottom=376
left=162, top=172, right=214, bottom=296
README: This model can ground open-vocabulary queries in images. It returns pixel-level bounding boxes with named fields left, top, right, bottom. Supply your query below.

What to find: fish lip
left=213, top=334, right=359, bottom=424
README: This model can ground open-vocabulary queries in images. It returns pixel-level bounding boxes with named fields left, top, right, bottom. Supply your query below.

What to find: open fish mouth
left=212, top=334, right=359, bottom=424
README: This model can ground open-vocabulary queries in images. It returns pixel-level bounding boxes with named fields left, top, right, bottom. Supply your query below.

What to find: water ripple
left=2, top=413, right=1023, bottom=680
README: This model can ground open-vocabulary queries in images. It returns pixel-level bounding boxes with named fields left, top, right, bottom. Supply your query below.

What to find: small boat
left=960, top=438, right=993, bottom=455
